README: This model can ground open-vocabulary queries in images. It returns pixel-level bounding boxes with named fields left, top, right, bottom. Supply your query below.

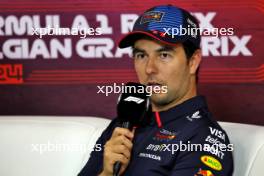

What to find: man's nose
left=145, top=57, right=158, bottom=75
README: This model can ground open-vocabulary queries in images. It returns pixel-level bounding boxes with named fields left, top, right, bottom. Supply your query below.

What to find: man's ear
left=189, top=49, right=202, bottom=75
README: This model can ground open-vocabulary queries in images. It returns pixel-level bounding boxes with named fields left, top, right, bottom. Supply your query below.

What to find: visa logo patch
left=209, top=127, right=226, bottom=141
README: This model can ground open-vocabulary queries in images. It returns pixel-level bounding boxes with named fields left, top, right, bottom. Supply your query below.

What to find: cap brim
left=118, top=31, right=183, bottom=48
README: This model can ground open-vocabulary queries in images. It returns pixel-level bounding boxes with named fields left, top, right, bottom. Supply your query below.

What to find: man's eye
left=134, top=53, right=146, bottom=59
left=160, top=52, right=172, bottom=59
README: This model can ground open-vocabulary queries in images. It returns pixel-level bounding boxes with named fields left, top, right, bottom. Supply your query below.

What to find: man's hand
left=99, top=127, right=135, bottom=176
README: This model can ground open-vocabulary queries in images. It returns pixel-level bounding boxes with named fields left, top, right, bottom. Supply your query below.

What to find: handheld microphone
left=113, top=82, right=152, bottom=176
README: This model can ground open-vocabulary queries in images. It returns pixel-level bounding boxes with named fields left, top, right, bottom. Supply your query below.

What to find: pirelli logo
left=0, top=64, right=23, bottom=84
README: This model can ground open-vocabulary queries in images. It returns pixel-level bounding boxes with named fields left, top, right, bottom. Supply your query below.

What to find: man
left=79, top=5, right=233, bottom=176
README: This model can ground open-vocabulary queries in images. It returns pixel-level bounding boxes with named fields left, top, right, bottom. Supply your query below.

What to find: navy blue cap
left=118, top=5, right=201, bottom=48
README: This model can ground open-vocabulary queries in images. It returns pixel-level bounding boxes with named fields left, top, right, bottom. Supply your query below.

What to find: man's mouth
left=147, top=82, right=162, bottom=87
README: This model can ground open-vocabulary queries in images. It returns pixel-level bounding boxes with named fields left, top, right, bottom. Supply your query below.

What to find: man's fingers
left=103, top=152, right=129, bottom=175
left=111, top=135, right=133, bottom=150
left=112, top=145, right=131, bottom=159
left=102, top=127, right=136, bottom=175
left=115, top=153, right=129, bottom=165
left=112, top=127, right=134, bottom=139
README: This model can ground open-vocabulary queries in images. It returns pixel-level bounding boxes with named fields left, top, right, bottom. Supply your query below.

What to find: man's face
left=133, top=38, right=193, bottom=109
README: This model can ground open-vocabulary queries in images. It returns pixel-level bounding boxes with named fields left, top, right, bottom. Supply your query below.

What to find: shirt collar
left=151, top=95, right=208, bottom=126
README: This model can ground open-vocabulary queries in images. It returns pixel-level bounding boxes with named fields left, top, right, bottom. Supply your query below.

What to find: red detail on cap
left=160, top=32, right=166, bottom=37
left=118, top=31, right=181, bottom=48
left=152, top=30, right=158, bottom=34
left=155, top=111, right=162, bottom=128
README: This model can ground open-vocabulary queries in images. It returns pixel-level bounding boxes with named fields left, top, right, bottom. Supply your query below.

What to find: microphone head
left=117, top=82, right=152, bottom=128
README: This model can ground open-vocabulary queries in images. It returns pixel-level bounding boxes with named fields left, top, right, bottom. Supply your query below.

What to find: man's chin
left=150, top=93, right=170, bottom=106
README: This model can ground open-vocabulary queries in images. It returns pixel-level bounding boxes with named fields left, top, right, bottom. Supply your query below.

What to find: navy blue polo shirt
left=78, top=96, right=234, bottom=176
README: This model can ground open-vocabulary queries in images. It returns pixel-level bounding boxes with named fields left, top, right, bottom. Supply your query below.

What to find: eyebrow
left=132, top=45, right=176, bottom=56
left=156, top=46, right=176, bottom=52
left=132, top=47, right=146, bottom=56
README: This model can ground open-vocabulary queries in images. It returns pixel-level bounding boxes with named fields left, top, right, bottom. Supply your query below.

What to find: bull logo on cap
left=140, top=11, right=164, bottom=24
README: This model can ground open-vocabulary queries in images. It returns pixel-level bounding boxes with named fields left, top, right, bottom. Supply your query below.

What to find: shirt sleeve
left=78, top=118, right=118, bottom=176
left=169, top=125, right=234, bottom=176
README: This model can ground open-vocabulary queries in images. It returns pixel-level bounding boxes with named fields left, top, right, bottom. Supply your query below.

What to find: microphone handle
left=113, top=121, right=131, bottom=176
left=113, top=162, right=121, bottom=176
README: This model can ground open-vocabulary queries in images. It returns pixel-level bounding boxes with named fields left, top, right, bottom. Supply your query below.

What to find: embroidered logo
left=186, top=111, right=201, bottom=121
left=153, top=128, right=177, bottom=141
left=140, top=11, right=164, bottom=24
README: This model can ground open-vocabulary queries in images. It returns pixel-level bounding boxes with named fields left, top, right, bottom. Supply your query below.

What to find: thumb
left=132, top=127, right=137, bottom=135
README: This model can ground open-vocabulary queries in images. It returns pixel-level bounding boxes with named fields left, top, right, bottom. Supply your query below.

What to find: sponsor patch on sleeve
left=200, top=155, right=222, bottom=171
left=194, top=168, right=215, bottom=176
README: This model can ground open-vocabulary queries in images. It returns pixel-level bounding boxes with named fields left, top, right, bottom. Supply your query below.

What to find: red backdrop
left=0, top=0, right=263, bottom=125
